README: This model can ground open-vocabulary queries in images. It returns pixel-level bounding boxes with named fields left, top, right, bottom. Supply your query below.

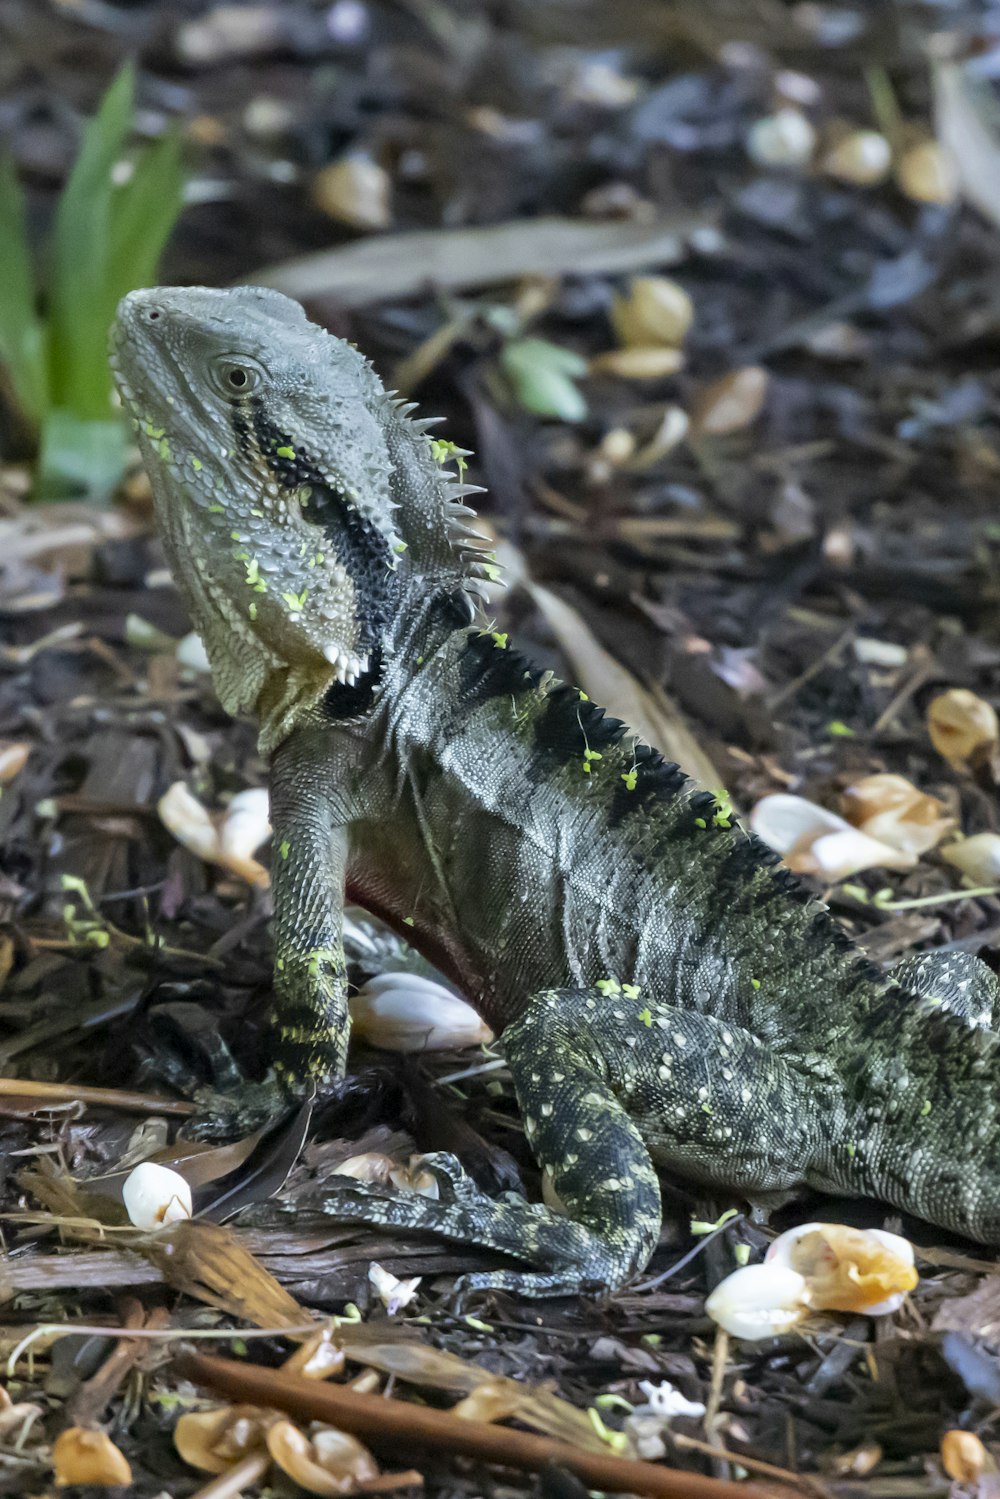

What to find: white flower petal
left=705, top=1262, right=808, bottom=1340
left=157, top=782, right=220, bottom=863
left=750, top=793, right=849, bottom=855
left=842, top=773, right=954, bottom=857
left=350, top=978, right=493, bottom=1051
left=176, top=631, right=212, bottom=673
left=122, top=1161, right=192, bottom=1229
left=764, top=1222, right=915, bottom=1315
left=218, top=788, right=272, bottom=860
left=800, top=827, right=916, bottom=880
left=368, top=1262, right=421, bottom=1314
left=637, top=1380, right=706, bottom=1420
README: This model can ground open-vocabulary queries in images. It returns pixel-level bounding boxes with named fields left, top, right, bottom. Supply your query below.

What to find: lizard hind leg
left=305, top=985, right=666, bottom=1298
left=305, top=986, right=821, bottom=1297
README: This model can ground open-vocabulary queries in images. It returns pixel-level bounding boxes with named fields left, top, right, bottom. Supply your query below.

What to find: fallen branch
left=176, top=1351, right=794, bottom=1499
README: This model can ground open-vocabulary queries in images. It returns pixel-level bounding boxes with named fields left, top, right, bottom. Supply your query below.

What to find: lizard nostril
left=145, top=307, right=162, bottom=322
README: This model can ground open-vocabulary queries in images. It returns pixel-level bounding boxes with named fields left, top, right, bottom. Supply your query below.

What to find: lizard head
left=110, top=284, right=409, bottom=738
left=111, top=285, right=492, bottom=746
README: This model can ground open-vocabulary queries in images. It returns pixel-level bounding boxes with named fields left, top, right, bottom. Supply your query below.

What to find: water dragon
left=110, top=285, right=1000, bottom=1298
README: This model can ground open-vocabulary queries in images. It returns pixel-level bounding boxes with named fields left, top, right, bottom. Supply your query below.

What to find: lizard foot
left=184, top=1072, right=300, bottom=1141
left=307, top=1149, right=637, bottom=1299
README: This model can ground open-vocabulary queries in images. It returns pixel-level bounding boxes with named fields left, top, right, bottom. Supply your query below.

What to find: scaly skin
left=111, top=286, right=1000, bottom=1297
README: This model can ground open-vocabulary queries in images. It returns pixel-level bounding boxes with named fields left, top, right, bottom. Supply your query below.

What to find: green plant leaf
left=0, top=154, right=46, bottom=426
left=39, top=64, right=184, bottom=493
left=505, top=336, right=588, bottom=378
left=500, top=338, right=588, bottom=422
left=36, top=408, right=128, bottom=501
left=107, top=127, right=184, bottom=302
left=47, top=64, right=136, bottom=419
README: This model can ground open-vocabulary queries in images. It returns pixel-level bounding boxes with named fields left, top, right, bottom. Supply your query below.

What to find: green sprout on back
left=0, top=64, right=184, bottom=498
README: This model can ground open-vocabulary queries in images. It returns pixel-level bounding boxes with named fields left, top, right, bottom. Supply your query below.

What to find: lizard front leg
left=187, top=732, right=350, bottom=1139
left=268, top=732, right=351, bottom=1090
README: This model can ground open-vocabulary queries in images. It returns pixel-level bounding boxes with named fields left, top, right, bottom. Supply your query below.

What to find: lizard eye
left=211, top=356, right=263, bottom=398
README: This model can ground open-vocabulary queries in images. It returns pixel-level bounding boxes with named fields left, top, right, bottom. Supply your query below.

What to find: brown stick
left=0, top=1077, right=194, bottom=1117
left=176, top=1352, right=796, bottom=1499
left=68, top=1301, right=172, bottom=1428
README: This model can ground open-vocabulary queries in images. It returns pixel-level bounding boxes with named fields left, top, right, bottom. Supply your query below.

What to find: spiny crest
left=457, top=628, right=884, bottom=953
left=383, top=391, right=502, bottom=609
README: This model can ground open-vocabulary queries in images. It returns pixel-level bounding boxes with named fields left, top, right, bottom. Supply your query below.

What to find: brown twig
left=67, top=1300, right=172, bottom=1428
left=671, top=1435, right=833, bottom=1498
left=176, top=1352, right=796, bottom=1499
left=0, top=1077, right=194, bottom=1117
left=190, top=1451, right=270, bottom=1499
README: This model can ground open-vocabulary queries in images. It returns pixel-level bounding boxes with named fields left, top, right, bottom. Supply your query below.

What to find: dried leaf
left=610, top=275, right=693, bottom=349
left=143, top=1219, right=309, bottom=1329
left=933, top=55, right=1000, bottom=231
left=840, top=773, right=954, bottom=858
left=52, top=1427, right=132, bottom=1487
left=691, top=367, right=768, bottom=436
left=311, top=156, right=391, bottom=231
left=927, top=688, right=999, bottom=768
left=337, top=1339, right=607, bottom=1452
left=253, top=213, right=708, bottom=308
left=266, top=1419, right=379, bottom=1495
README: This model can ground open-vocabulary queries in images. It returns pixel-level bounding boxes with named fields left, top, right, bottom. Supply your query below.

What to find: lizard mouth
left=323, top=646, right=370, bottom=687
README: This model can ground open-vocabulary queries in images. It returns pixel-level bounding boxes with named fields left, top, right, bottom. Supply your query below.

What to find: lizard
left=110, top=284, right=1000, bottom=1299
